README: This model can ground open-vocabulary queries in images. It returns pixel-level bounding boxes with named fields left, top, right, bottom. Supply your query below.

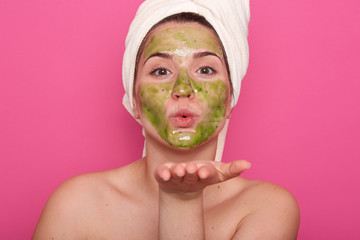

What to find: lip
left=169, top=109, right=198, bottom=128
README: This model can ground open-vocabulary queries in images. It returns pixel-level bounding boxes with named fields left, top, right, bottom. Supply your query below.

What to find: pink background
left=1, top=0, right=359, bottom=239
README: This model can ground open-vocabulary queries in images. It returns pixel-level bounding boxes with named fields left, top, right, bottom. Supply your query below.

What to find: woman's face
left=134, top=21, right=231, bottom=149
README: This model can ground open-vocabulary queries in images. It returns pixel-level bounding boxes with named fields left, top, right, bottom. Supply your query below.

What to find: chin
left=164, top=128, right=220, bottom=150
left=142, top=117, right=225, bottom=151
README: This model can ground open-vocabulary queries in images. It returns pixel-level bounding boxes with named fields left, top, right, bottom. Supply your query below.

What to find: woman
left=33, top=0, right=300, bottom=239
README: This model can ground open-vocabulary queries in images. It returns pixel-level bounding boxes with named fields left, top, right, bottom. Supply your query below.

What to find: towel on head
left=122, top=0, right=250, bottom=162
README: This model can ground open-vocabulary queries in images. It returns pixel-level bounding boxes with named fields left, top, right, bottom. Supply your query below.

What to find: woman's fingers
left=198, top=165, right=214, bottom=179
left=182, top=163, right=199, bottom=184
left=170, top=164, right=185, bottom=183
left=215, top=160, right=251, bottom=181
left=229, top=160, right=251, bottom=176
left=154, top=165, right=171, bottom=182
left=155, top=160, right=251, bottom=186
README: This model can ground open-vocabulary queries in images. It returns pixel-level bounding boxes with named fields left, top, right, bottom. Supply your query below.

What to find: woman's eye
left=151, top=68, right=171, bottom=76
left=196, top=66, right=215, bottom=75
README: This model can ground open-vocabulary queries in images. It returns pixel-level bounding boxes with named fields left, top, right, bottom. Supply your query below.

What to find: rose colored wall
left=1, top=0, right=359, bottom=239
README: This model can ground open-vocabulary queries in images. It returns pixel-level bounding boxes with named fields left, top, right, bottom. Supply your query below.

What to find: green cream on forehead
left=139, top=67, right=228, bottom=148
left=144, top=26, right=223, bottom=59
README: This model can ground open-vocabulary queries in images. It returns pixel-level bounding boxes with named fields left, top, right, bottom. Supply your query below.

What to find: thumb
left=228, top=160, right=251, bottom=176
left=216, top=160, right=251, bottom=181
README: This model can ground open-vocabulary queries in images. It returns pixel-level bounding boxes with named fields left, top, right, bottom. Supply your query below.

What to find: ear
left=226, top=105, right=233, bottom=119
left=227, top=110, right=232, bottom=119
left=225, top=96, right=233, bottom=119
left=132, top=103, right=140, bottom=120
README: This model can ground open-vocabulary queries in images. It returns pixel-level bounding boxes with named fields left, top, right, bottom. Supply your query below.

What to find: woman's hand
left=154, top=160, right=251, bottom=197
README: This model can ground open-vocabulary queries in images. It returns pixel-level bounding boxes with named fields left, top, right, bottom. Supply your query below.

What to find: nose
left=171, top=69, right=195, bottom=100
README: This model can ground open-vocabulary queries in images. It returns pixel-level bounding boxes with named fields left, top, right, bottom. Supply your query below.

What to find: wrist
left=159, top=188, right=203, bottom=201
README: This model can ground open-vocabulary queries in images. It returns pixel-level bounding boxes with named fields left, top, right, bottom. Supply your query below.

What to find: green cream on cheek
left=140, top=25, right=227, bottom=148
left=140, top=82, right=173, bottom=140
left=139, top=70, right=228, bottom=148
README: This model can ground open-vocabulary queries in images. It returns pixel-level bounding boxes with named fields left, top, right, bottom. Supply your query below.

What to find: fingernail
left=199, top=171, right=208, bottom=179
left=245, top=162, right=251, bottom=169
left=162, top=173, right=170, bottom=181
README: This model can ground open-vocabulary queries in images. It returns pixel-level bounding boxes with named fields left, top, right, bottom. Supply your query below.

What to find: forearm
left=158, top=190, right=205, bottom=240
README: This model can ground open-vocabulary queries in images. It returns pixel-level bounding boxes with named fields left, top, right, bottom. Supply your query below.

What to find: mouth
left=169, top=109, right=198, bottom=128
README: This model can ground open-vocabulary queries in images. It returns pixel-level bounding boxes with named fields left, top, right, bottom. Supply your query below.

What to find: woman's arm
left=154, top=161, right=250, bottom=240
left=159, top=191, right=205, bottom=239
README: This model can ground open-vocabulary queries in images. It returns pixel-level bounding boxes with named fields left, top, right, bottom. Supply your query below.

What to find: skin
left=135, top=25, right=230, bottom=148
left=144, top=26, right=223, bottom=60
left=33, top=21, right=300, bottom=240
left=139, top=70, right=227, bottom=148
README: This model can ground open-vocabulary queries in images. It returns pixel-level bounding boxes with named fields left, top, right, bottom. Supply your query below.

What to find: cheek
left=138, top=83, right=173, bottom=122
left=194, top=80, right=228, bottom=114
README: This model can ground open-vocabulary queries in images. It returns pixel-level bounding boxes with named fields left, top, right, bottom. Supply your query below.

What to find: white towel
left=122, top=0, right=250, bottom=162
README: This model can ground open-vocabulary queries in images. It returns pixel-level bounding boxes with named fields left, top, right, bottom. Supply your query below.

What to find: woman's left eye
left=151, top=68, right=171, bottom=76
left=196, top=66, right=215, bottom=75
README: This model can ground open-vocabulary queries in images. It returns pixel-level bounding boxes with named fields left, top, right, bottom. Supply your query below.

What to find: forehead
left=143, top=22, right=223, bottom=59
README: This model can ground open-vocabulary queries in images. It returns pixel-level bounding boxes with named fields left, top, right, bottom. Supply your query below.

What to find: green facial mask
left=139, top=68, right=228, bottom=148
left=138, top=25, right=228, bottom=148
left=144, top=26, right=223, bottom=60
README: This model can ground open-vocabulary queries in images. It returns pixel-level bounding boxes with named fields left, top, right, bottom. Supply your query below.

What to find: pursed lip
left=169, top=109, right=198, bottom=128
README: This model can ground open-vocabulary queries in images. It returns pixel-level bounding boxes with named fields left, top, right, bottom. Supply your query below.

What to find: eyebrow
left=144, top=52, right=172, bottom=65
left=193, top=51, right=223, bottom=62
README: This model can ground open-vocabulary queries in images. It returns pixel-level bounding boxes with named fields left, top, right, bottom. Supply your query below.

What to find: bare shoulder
left=239, top=178, right=299, bottom=210
left=32, top=164, right=135, bottom=240
left=231, top=178, right=300, bottom=240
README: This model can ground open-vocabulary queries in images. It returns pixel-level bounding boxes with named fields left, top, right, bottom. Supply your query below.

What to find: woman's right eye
left=151, top=68, right=171, bottom=76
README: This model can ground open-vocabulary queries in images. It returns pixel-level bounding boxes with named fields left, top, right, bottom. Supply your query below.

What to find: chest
left=86, top=198, right=242, bottom=240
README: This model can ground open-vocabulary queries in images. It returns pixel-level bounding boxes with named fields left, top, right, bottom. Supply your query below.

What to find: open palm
left=154, top=160, right=251, bottom=195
